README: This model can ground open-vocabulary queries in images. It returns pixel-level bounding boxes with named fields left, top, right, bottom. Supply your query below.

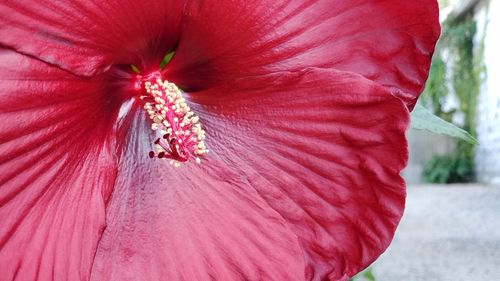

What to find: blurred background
left=353, top=0, right=500, bottom=280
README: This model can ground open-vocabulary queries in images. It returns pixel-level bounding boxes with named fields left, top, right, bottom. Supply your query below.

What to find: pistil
left=138, top=72, right=207, bottom=166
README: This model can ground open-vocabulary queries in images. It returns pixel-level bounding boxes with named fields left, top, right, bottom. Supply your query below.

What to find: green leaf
left=363, top=269, right=376, bottom=281
left=130, top=64, right=140, bottom=74
left=160, top=50, right=175, bottom=69
left=410, top=104, right=478, bottom=145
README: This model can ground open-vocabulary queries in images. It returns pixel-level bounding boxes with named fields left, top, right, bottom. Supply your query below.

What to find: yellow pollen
left=141, top=76, right=207, bottom=166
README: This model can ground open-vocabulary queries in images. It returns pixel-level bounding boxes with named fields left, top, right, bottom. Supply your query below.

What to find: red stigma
left=137, top=72, right=207, bottom=166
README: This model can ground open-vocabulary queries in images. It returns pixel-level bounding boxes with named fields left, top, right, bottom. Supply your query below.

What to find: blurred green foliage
left=350, top=268, right=376, bottom=281
left=423, top=142, right=475, bottom=183
left=421, top=10, right=486, bottom=183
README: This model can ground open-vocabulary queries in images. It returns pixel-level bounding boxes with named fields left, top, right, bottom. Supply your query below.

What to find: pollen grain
left=139, top=74, right=207, bottom=166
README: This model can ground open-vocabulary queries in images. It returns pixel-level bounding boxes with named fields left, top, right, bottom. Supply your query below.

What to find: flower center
left=137, top=72, right=207, bottom=166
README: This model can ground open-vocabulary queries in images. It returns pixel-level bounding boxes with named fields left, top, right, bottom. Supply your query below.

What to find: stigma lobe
left=139, top=72, right=207, bottom=166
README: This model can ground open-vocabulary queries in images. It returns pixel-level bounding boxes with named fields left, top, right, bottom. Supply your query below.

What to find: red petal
left=167, top=0, right=439, bottom=108
left=90, top=108, right=306, bottom=281
left=185, top=69, right=409, bottom=280
left=0, top=0, right=184, bottom=76
left=0, top=49, right=118, bottom=280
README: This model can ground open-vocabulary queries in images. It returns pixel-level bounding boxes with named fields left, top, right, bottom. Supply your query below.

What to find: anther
left=139, top=72, right=207, bottom=166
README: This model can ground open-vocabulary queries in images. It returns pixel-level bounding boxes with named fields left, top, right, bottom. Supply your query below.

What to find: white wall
left=475, top=0, right=500, bottom=185
left=403, top=129, right=456, bottom=185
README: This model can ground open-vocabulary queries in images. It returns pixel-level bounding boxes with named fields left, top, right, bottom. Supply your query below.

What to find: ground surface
left=368, top=184, right=500, bottom=281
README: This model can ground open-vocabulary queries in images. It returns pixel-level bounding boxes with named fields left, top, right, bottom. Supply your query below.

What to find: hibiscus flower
left=0, top=1, right=440, bottom=281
